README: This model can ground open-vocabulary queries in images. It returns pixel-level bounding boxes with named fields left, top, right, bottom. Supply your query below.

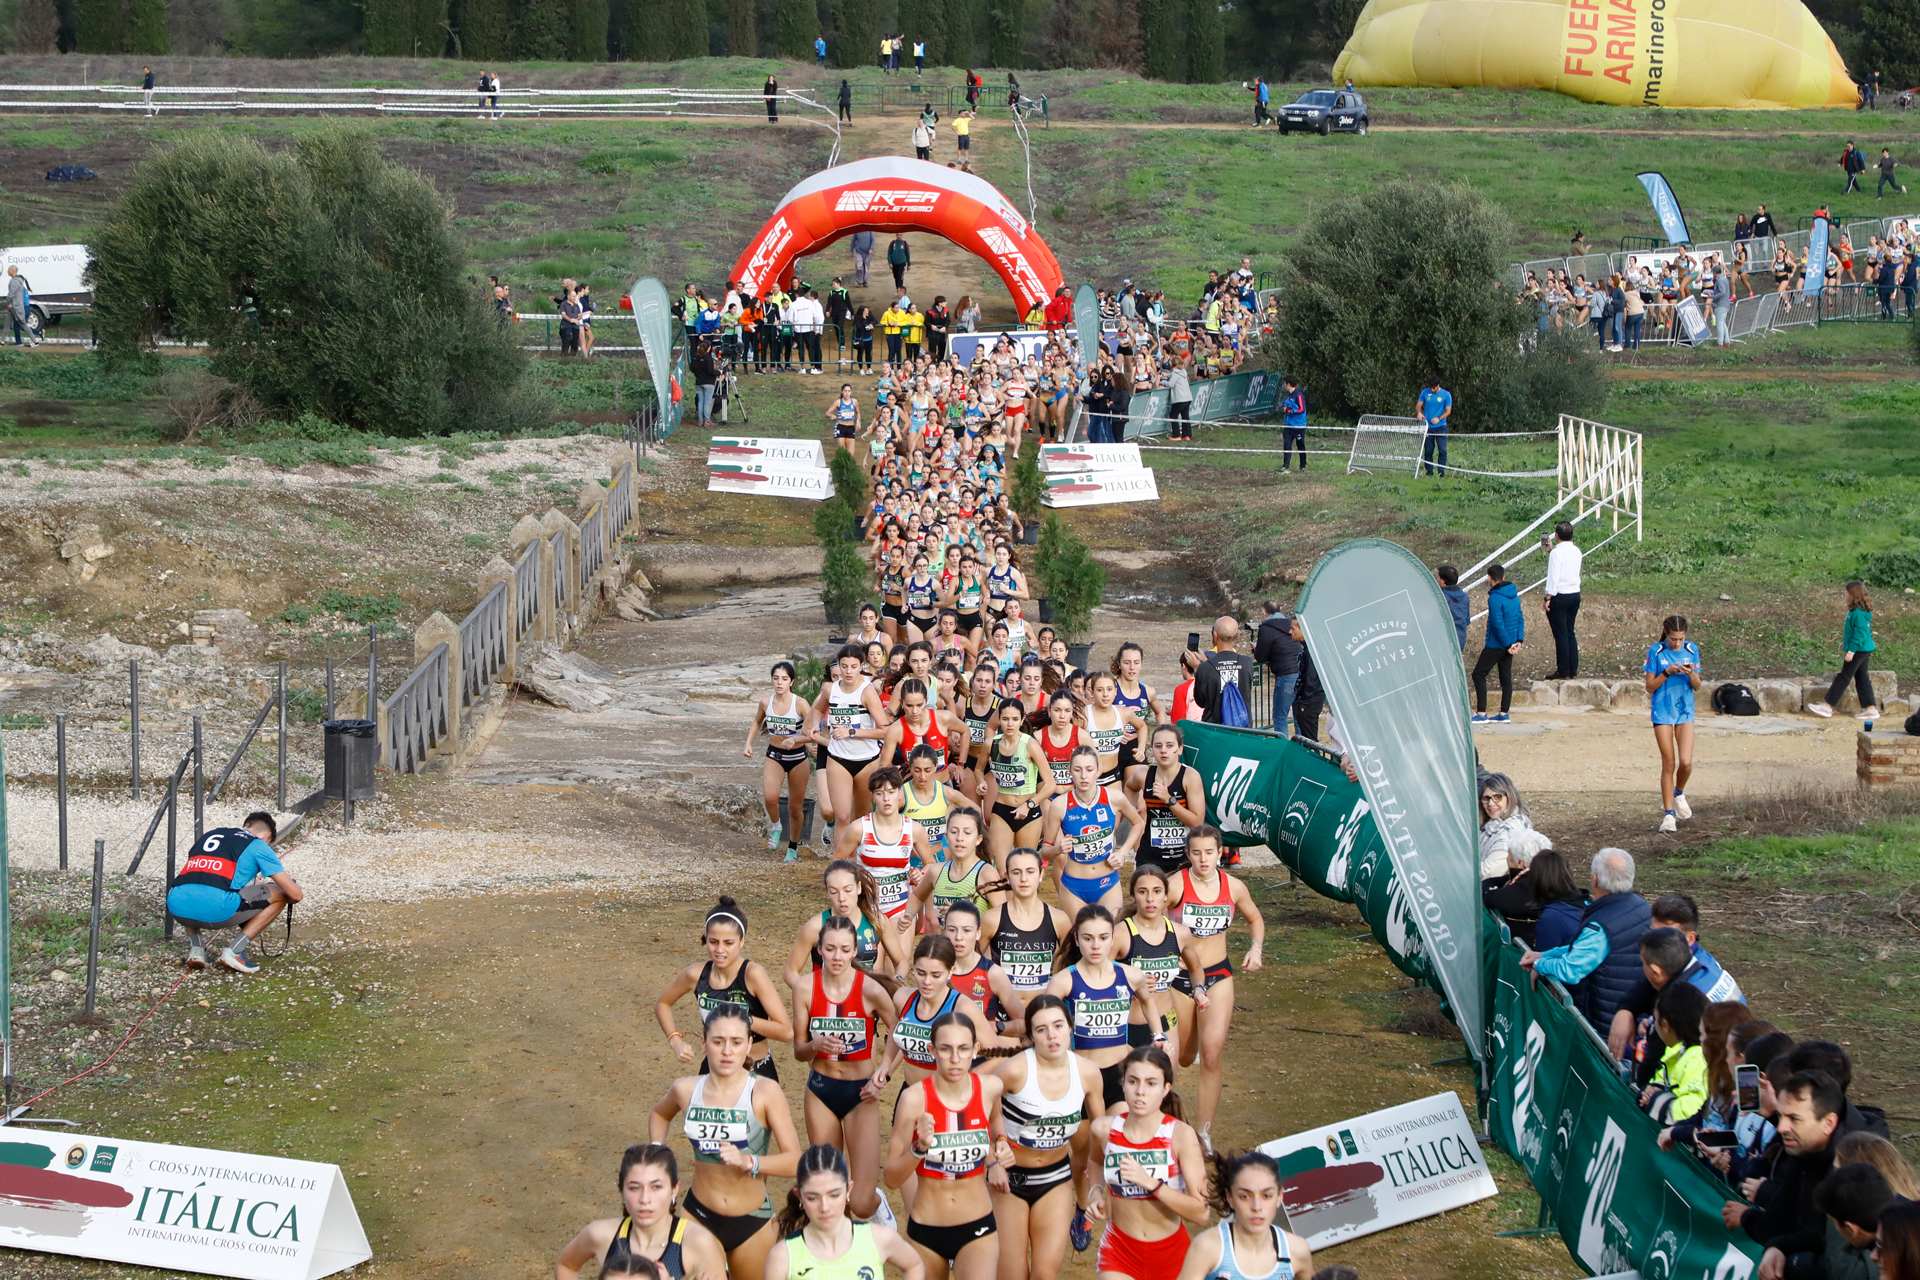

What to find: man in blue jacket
left=1471, top=562, right=1524, bottom=722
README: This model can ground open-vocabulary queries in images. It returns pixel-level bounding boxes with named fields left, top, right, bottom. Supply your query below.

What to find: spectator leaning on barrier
left=1646, top=892, right=1743, bottom=1001
left=1520, top=847, right=1650, bottom=1036
left=1639, top=981, right=1711, bottom=1123
left=1733, top=1069, right=1872, bottom=1280
left=1608, top=925, right=1732, bottom=1085
left=1252, top=600, right=1303, bottom=735
left=1484, top=847, right=1584, bottom=949
left=166, top=812, right=304, bottom=975
left=1188, top=615, right=1258, bottom=725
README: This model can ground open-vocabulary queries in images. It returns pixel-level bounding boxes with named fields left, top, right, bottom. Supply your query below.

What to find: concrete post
left=541, top=507, right=582, bottom=638
left=414, top=611, right=463, bottom=753
left=509, top=514, right=549, bottom=646
left=477, top=555, right=517, bottom=677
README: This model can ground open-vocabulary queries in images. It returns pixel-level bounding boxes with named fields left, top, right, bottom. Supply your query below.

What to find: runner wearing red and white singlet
left=832, top=766, right=936, bottom=920
left=899, top=713, right=952, bottom=773
left=1175, top=866, right=1236, bottom=940
left=1003, top=372, right=1030, bottom=431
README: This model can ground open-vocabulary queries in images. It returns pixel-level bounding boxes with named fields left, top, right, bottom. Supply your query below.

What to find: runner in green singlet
left=763, top=1145, right=924, bottom=1280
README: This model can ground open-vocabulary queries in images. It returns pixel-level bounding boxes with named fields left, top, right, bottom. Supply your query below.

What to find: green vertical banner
left=1073, top=284, right=1100, bottom=372
left=0, top=725, right=10, bottom=1097
left=627, top=276, right=676, bottom=418
left=1485, top=934, right=1762, bottom=1279
left=1296, top=538, right=1485, bottom=1060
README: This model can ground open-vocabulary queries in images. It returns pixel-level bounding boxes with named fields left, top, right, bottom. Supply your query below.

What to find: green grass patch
left=1664, top=820, right=1920, bottom=891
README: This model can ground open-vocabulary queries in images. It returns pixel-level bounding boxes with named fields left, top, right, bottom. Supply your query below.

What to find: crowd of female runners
left=582, top=613, right=1282, bottom=1280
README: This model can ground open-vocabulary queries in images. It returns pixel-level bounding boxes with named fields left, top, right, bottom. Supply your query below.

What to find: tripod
left=717, top=364, right=751, bottom=425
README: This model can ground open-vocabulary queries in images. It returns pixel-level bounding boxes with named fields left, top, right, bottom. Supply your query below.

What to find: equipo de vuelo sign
left=0, top=1133, right=370, bottom=1280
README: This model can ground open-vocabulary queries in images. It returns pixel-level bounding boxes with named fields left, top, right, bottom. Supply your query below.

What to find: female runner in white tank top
left=813, top=644, right=892, bottom=849
left=1174, top=1150, right=1311, bottom=1280
left=989, top=993, right=1105, bottom=1280
left=745, top=660, right=814, bottom=862
left=832, top=765, right=937, bottom=924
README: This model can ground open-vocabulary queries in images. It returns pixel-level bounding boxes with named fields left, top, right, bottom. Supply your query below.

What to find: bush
left=1011, top=445, right=1046, bottom=521
left=1276, top=181, right=1606, bottom=432
left=813, top=496, right=859, bottom=545
left=1034, top=514, right=1107, bottom=643
left=820, top=541, right=873, bottom=633
left=90, top=128, right=547, bottom=438
left=1860, top=543, right=1920, bottom=589
left=829, top=447, right=868, bottom=509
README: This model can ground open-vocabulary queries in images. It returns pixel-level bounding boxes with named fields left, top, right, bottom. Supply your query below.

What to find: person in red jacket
left=1042, top=287, right=1072, bottom=332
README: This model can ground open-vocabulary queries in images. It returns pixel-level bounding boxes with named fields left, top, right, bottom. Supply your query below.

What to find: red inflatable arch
left=728, top=157, right=1064, bottom=317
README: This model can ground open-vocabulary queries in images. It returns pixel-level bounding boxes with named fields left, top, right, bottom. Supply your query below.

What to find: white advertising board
left=705, top=436, right=827, bottom=468
left=1040, top=443, right=1143, bottom=472
left=1256, top=1091, right=1498, bottom=1251
left=1041, top=467, right=1158, bottom=507
left=0, top=1131, right=370, bottom=1279
left=706, top=462, right=836, bottom=500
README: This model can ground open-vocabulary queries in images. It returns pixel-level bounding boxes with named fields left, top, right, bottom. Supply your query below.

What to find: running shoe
left=767, top=822, right=782, bottom=851
left=870, top=1195, right=899, bottom=1233
left=821, top=821, right=836, bottom=851
left=1856, top=707, right=1879, bottom=721
left=1658, top=812, right=1678, bottom=834
left=1673, top=793, right=1692, bottom=820
left=1492, top=712, right=1511, bottom=723
left=1471, top=712, right=1490, bottom=723
left=1070, top=1207, right=1092, bottom=1252
left=784, top=846, right=800, bottom=863
left=1200, top=1124, right=1214, bottom=1156
left=1807, top=701, right=1834, bottom=718
left=185, top=938, right=207, bottom=970
left=218, top=943, right=261, bottom=975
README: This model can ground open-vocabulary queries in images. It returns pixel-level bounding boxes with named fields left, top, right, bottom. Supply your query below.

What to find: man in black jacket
left=1289, top=616, right=1325, bottom=742
left=1731, top=1070, right=1866, bottom=1280
left=1251, top=600, right=1303, bottom=736
left=1188, top=616, right=1258, bottom=724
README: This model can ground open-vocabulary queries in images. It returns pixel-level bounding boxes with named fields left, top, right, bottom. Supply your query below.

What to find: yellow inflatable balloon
left=1333, top=0, right=1856, bottom=109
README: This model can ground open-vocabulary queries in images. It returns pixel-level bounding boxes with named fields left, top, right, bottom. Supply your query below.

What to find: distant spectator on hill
left=1472, top=563, right=1525, bottom=722
left=1280, top=377, right=1307, bottom=471
left=764, top=74, right=779, bottom=123
left=1543, top=522, right=1583, bottom=678
left=888, top=234, right=911, bottom=290
left=1416, top=377, right=1451, bottom=477
left=815, top=33, right=827, bottom=66
left=1520, top=847, right=1650, bottom=1035
left=1880, top=148, right=1908, bottom=198
left=1752, top=204, right=1778, bottom=238
left=143, top=66, right=157, bottom=116
left=837, top=79, right=852, bottom=122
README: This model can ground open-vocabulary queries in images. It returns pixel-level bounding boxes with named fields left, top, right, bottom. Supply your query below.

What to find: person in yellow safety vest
left=881, top=301, right=908, bottom=364
left=903, top=304, right=925, bottom=361
left=1204, top=294, right=1223, bottom=334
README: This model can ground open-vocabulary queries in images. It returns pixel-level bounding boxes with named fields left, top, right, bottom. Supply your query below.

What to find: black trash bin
left=323, top=719, right=378, bottom=802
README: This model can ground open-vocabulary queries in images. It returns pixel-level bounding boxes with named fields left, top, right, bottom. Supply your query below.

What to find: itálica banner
left=1177, top=720, right=1763, bottom=1278
left=1040, top=442, right=1142, bottom=472
left=1486, top=932, right=1763, bottom=1279
left=1635, top=172, right=1693, bottom=246
left=707, top=437, right=826, bottom=468
left=627, top=277, right=675, bottom=416
left=1257, top=1092, right=1496, bottom=1250
left=1295, top=539, right=1484, bottom=1061
left=707, top=462, right=836, bottom=500
left=0, top=1133, right=370, bottom=1279
left=1041, top=468, right=1159, bottom=508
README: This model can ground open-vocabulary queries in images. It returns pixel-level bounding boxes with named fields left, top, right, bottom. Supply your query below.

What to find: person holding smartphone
left=1645, top=615, right=1701, bottom=834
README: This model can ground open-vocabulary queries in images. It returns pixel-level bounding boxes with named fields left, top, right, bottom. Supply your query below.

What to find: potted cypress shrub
left=819, top=540, right=871, bottom=642
left=829, top=448, right=868, bottom=531
left=1010, top=444, right=1045, bottom=545
left=1036, top=515, right=1106, bottom=667
left=813, top=495, right=859, bottom=544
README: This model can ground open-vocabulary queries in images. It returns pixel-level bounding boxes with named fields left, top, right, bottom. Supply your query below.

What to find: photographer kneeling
left=166, top=811, right=304, bottom=975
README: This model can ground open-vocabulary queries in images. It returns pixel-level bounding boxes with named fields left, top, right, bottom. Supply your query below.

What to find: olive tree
left=90, top=128, right=547, bottom=437
left=1275, top=180, right=1605, bottom=432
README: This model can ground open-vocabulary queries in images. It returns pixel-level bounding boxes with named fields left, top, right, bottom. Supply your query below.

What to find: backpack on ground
left=1711, top=683, right=1761, bottom=716
left=1905, top=709, right=1920, bottom=736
